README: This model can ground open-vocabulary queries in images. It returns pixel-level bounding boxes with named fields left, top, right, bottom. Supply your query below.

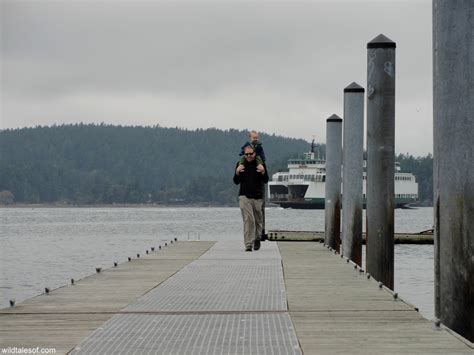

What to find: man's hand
left=256, top=164, right=265, bottom=174
left=236, top=164, right=245, bottom=175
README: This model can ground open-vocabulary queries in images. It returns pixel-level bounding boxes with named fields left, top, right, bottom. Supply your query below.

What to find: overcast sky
left=1, top=0, right=432, bottom=155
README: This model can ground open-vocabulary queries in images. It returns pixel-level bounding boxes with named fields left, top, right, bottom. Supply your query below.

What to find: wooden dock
left=0, top=241, right=215, bottom=354
left=1, top=240, right=472, bottom=354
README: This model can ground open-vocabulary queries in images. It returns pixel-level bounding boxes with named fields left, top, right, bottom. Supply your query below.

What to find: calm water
left=0, top=207, right=434, bottom=319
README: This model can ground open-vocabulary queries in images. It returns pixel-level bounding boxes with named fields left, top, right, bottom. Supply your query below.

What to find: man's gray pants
left=239, top=196, right=263, bottom=248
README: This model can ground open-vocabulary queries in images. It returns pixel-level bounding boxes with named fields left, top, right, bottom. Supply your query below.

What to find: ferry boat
left=268, top=143, right=419, bottom=209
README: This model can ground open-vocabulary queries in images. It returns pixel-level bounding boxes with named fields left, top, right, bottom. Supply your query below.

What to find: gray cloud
left=1, top=0, right=432, bottom=155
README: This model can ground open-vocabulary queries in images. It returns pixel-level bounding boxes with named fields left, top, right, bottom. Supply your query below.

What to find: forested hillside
left=0, top=124, right=315, bottom=205
left=0, top=124, right=433, bottom=206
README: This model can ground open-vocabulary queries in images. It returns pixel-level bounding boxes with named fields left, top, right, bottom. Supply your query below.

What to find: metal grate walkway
left=71, top=241, right=301, bottom=354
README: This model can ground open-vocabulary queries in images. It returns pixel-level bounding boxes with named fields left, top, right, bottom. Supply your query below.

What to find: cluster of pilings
left=324, top=1, right=473, bottom=342
left=324, top=33, right=395, bottom=290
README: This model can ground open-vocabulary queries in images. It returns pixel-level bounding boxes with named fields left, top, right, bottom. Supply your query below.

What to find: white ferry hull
left=268, top=145, right=418, bottom=210
left=271, top=196, right=417, bottom=209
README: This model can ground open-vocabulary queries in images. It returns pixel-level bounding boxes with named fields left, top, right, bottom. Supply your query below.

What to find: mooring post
left=366, top=34, right=396, bottom=290
left=342, top=82, right=365, bottom=266
left=324, top=114, right=343, bottom=251
left=433, top=0, right=474, bottom=342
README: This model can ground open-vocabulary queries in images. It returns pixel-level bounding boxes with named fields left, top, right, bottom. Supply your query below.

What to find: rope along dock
left=1, top=241, right=472, bottom=354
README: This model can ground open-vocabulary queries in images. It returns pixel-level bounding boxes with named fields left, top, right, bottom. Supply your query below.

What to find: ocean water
left=0, top=207, right=434, bottom=319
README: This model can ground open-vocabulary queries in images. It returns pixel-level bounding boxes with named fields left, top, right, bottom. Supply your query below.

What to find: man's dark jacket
left=233, top=161, right=269, bottom=199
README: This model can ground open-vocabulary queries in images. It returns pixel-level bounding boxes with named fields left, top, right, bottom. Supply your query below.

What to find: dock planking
left=279, top=242, right=473, bottom=354
left=1, top=240, right=472, bottom=354
left=0, top=241, right=215, bottom=354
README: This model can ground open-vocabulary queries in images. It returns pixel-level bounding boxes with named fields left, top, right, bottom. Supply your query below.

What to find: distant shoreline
left=1, top=203, right=239, bottom=208
left=1, top=202, right=431, bottom=208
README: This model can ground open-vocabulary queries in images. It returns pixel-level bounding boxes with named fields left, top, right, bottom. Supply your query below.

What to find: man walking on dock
left=233, top=145, right=269, bottom=251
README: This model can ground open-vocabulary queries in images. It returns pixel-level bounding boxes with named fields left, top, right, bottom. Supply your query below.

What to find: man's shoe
left=253, top=239, right=261, bottom=251
left=245, top=247, right=252, bottom=252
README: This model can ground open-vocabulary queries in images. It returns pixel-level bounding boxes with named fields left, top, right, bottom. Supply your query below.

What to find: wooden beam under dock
left=268, top=230, right=434, bottom=244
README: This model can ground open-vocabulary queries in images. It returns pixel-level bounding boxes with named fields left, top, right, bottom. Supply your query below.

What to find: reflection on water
left=0, top=207, right=434, bottom=318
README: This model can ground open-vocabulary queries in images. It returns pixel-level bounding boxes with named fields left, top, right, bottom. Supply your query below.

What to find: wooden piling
left=433, top=0, right=474, bottom=342
left=366, top=34, right=396, bottom=290
left=324, top=114, right=343, bottom=250
left=342, top=82, right=365, bottom=265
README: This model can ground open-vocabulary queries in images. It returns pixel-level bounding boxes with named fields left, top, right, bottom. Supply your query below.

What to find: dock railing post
left=366, top=34, right=396, bottom=290
left=433, top=0, right=474, bottom=342
left=342, top=83, right=365, bottom=266
left=324, top=114, right=343, bottom=251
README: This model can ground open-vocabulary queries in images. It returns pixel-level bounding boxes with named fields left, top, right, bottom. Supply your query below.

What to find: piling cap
left=344, top=82, right=365, bottom=93
left=326, top=114, right=342, bottom=123
left=367, top=34, right=396, bottom=49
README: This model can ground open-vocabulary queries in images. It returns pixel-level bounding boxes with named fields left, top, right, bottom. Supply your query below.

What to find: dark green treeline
left=0, top=124, right=313, bottom=205
left=0, top=124, right=433, bottom=206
